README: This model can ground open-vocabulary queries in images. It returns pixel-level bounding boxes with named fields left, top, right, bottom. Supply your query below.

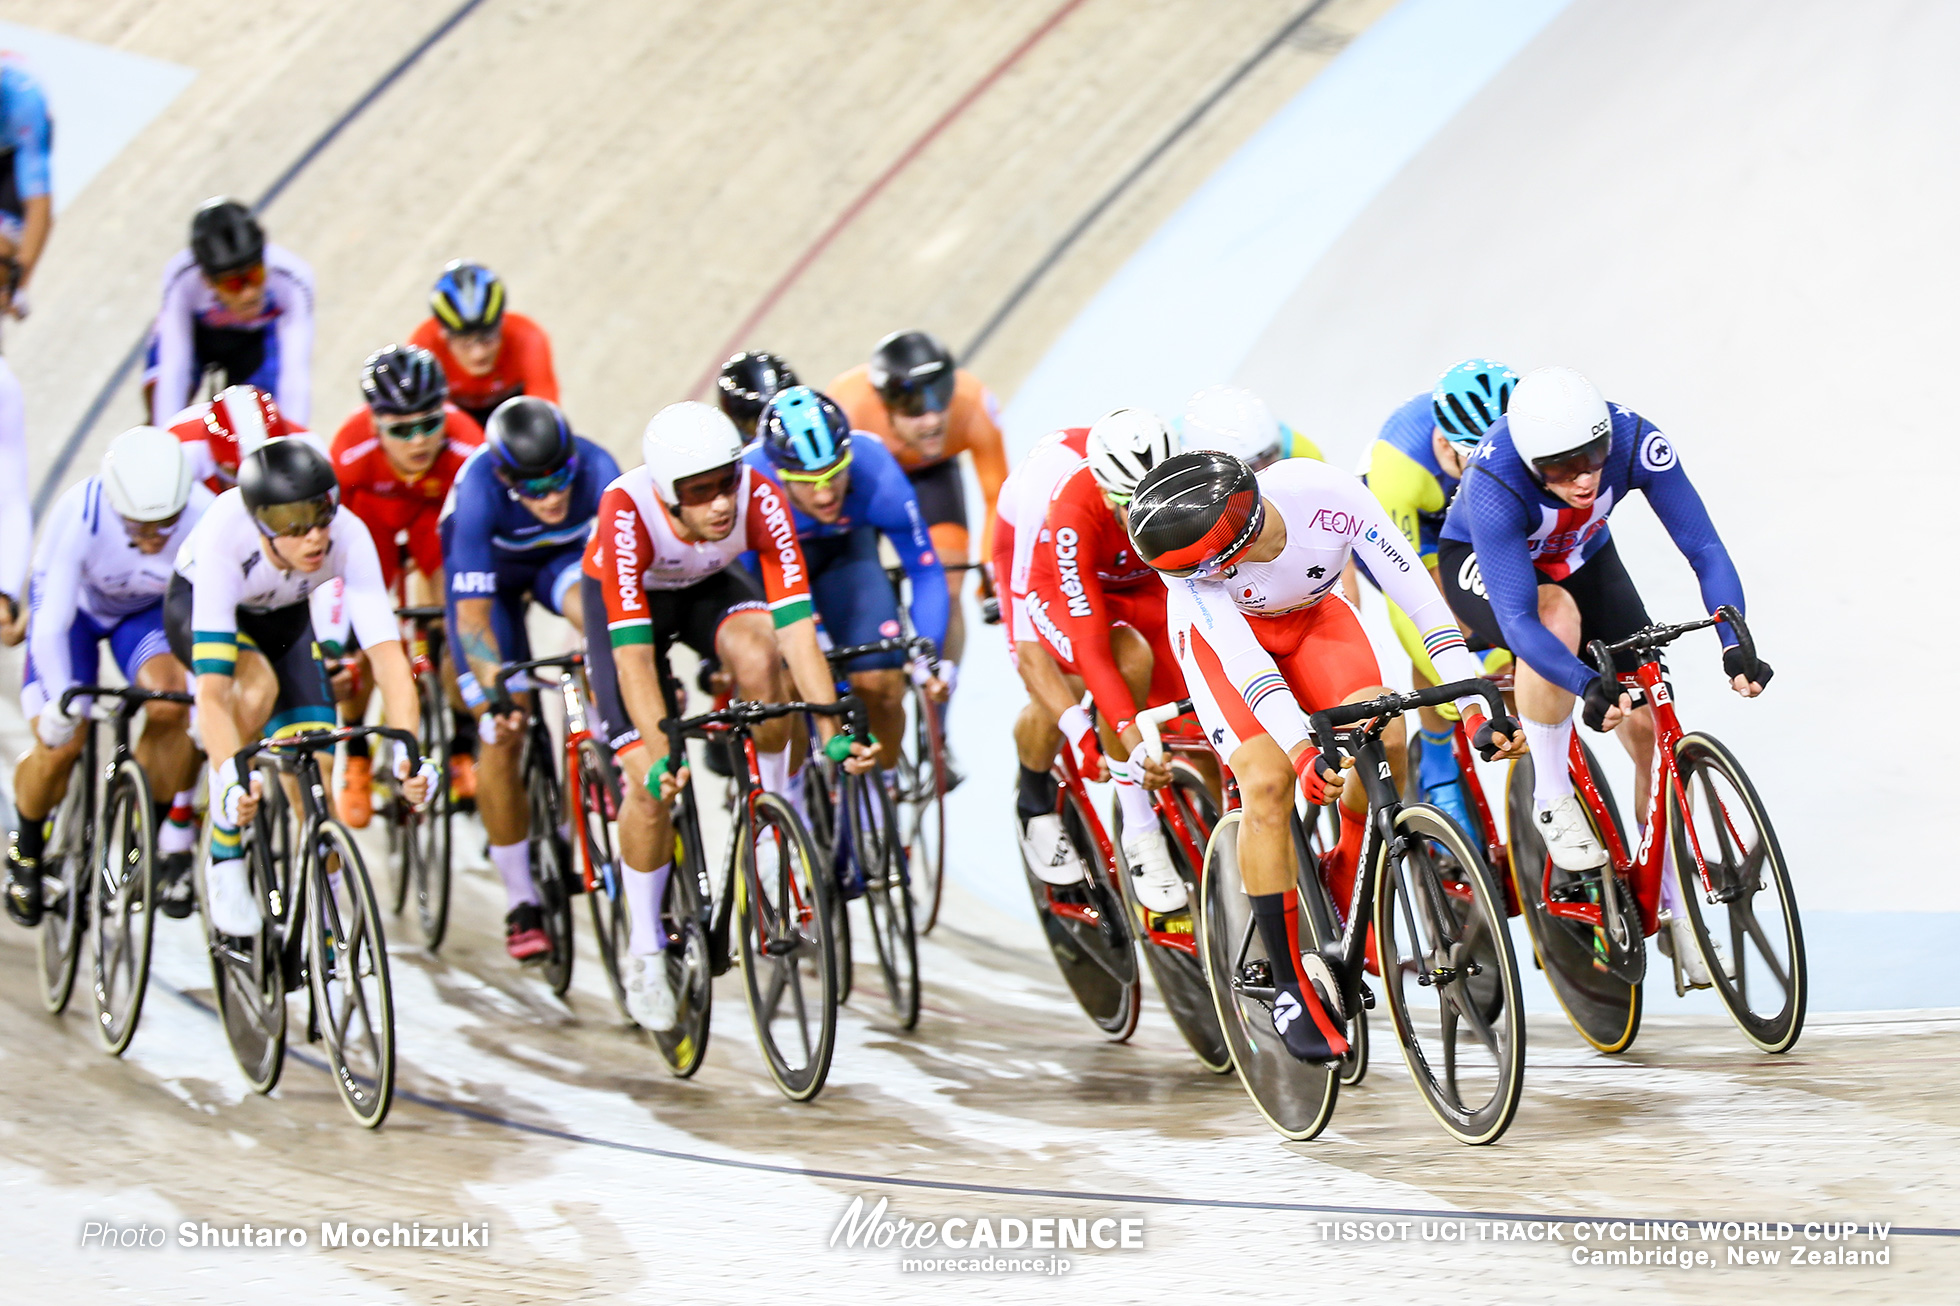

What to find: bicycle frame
left=497, top=654, right=611, bottom=893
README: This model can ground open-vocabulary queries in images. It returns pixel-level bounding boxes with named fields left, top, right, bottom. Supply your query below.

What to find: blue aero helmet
left=759, top=385, right=853, bottom=480
left=1431, top=358, right=1518, bottom=450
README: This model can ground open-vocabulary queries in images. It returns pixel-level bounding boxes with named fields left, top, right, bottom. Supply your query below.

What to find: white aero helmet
left=101, top=425, right=195, bottom=522
left=1507, top=366, right=1612, bottom=474
left=1180, top=385, right=1283, bottom=469
left=1086, top=407, right=1178, bottom=502
left=642, top=401, right=746, bottom=504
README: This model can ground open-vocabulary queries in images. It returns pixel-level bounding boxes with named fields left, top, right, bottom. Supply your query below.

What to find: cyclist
left=1, top=51, right=53, bottom=318
left=1129, top=449, right=1522, bottom=1062
left=1177, top=384, right=1324, bottom=467
left=1353, top=360, right=1520, bottom=840
left=147, top=199, right=315, bottom=427
left=1437, top=366, right=1767, bottom=975
left=442, top=396, right=618, bottom=962
left=743, top=385, right=949, bottom=789
left=6, top=428, right=208, bottom=926
left=716, top=350, right=799, bottom=438
left=167, top=440, right=437, bottom=937
left=581, top=401, right=875, bottom=1032
left=1022, top=409, right=1189, bottom=912
left=408, top=261, right=559, bottom=430
left=829, top=330, right=1007, bottom=685
left=168, top=384, right=314, bottom=494
left=327, top=344, right=485, bottom=825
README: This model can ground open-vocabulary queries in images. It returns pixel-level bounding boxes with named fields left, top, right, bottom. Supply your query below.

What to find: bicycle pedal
left=1238, top=956, right=1274, bottom=990
left=1357, top=981, right=1376, bottom=1010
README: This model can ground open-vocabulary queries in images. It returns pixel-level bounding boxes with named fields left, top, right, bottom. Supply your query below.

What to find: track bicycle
left=881, top=562, right=971, bottom=933
left=1200, top=678, right=1526, bottom=1146
left=206, top=725, right=419, bottom=1128
left=1506, top=605, right=1803, bottom=1054
left=378, top=605, right=454, bottom=949
left=491, top=655, right=590, bottom=998
left=33, top=684, right=194, bottom=1056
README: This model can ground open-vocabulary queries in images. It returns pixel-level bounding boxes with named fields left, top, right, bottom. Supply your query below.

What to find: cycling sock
left=11, top=817, right=45, bottom=863
left=1653, top=829, right=1686, bottom=917
left=1418, top=726, right=1460, bottom=788
left=759, top=744, right=791, bottom=796
left=1324, top=803, right=1366, bottom=922
left=1016, top=765, right=1057, bottom=823
left=159, top=791, right=199, bottom=855
left=451, top=709, right=478, bottom=754
left=1249, top=889, right=1310, bottom=990
left=783, top=763, right=809, bottom=825
left=625, top=861, right=670, bottom=955
left=1521, top=713, right=1576, bottom=805
left=489, top=841, right=539, bottom=909
left=1111, top=757, right=1156, bottom=834
left=344, top=734, right=370, bottom=761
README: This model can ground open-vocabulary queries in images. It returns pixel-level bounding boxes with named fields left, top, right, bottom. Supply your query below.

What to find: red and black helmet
left=1126, top=450, right=1264, bottom=579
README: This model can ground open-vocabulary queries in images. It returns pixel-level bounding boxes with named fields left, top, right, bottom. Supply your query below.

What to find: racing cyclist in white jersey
left=1128, top=451, right=1522, bottom=1063
left=6, top=429, right=209, bottom=925
left=166, top=440, right=435, bottom=935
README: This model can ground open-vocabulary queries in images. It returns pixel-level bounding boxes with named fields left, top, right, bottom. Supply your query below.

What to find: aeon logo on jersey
left=756, top=482, right=804, bottom=591
left=1054, top=527, right=1092, bottom=618
left=1026, top=593, right=1074, bottom=662
left=610, top=509, right=643, bottom=612
left=1307, top=509, right=1361, bottom=535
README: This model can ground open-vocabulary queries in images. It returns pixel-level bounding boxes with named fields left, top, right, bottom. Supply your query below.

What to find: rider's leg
left=1102, top=626, right=1158, bottom=831
left=1621, top=702, right=1656, bottom=815
left=1514, top=584, right=1582, bottom=802
left=614, top=742, right=674, bottom=951
left=475, top=697, right=533, bottom=906
left=132, top=652, right=199, bottom=800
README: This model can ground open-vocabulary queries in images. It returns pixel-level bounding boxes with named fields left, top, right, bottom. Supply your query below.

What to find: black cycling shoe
left=5, top=857, right=45, bottom=929
left=1271, top=954, right=1349, bottom=1065
left=157, top=852, right=197, bottom=920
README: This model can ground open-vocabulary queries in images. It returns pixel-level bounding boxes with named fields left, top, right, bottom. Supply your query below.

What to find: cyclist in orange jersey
left=408, top=260, right=559, bottom=430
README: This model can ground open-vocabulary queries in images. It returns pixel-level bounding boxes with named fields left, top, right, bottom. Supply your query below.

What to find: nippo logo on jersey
left=1054, top=527, right=1091, bottom=618
left=610, top=508, right=643, bottom=612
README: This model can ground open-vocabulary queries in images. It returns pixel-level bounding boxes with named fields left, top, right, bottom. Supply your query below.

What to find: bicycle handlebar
left=394, top=605, right=446, bottom=623
left=1307, top=678, right=1506, bottom=773
left=1134, top=698, right=1194, bottom=764
left=824, top=635, right=938, bottom=668
left=59, top=683, right=196, bottom=716
left=492, top=653, right=585, bottom=697
left=231, top=725, right=421, bottom=782
left=661, top=694, right=871, bottom=764
left=1585, top=604, right=1756, bottom=688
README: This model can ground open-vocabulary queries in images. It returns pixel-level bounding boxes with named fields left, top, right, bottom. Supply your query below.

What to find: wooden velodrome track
left=1, top=3, right=1956, bottom=1301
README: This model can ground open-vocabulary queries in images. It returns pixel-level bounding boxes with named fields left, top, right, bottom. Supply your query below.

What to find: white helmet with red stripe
left=204, top=385, right=282, bottom=477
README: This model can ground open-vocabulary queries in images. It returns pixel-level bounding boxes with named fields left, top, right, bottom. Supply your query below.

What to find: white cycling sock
left=784, top=762, right=809, bottom=824
left=1521, top=713, right=1576, bottom=807
left=158, top=789, right=199, bottom=855
left=759, top=744, right=791, bottom=795
left=1652, top=828, right=1686, bottom=917
left=625, top=861, right=671, bottom=956
left=1112, top=757, right=1157, bottom=836
left=489, top=841, right=539, bottom=909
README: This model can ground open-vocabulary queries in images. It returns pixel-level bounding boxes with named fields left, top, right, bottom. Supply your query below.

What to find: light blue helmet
left=759, top=385, right=852, bottom=473
left=1431, top=358, right=1518, bottom=449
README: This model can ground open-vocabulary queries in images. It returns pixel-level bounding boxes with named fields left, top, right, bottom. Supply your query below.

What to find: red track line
left=687, top=0, right=1090, bottom=399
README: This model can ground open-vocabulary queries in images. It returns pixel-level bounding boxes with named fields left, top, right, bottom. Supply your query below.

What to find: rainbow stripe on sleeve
left=1238, top=669, right=1291, bottom=715
left=1421, top=625, right=1468, bottom=663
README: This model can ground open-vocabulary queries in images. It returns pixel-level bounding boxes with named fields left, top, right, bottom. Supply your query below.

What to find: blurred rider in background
left=410, top=260, right=560, bottom=430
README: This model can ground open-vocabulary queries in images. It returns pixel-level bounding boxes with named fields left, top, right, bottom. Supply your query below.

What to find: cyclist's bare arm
left=610, top=641, right=686, bottom=797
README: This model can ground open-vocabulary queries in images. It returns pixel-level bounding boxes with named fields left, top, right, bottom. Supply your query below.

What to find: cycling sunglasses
left=1531, top=432, right=1611, bottom=485
left=378, top=411, right=445, bottom=441
left=251, top=493, right=337, bottom=539
left=672, top=461, right=742, bottom=507
left=878, top=374, right=955, bottom=418
left=499, top=454, right=580, bottom=500
left=123, top=511, right=184, bottom=541
left=776, top=449, right=853, bottom=490
left=211, top=263, right=266, bottom=295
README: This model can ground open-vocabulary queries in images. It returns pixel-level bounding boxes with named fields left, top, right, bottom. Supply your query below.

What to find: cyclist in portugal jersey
left=1129, top=450, right=1522, bottom=1064
left=743, top=387, right=950, bottom=784
left=409, top=261, right=559, bottom=430
left=1438, top=366, right=1769, bottom=974
left=169, top=441, right=437, bottom=938
left=441, top=397, right=617, bottom=964
left=582, top=402, right=874, bottom=1034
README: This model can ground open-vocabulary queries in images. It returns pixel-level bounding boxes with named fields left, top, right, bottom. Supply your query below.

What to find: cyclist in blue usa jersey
left=745, top=386, right=950, bottom=804
left=441, top=395, right=620, bottom=961
left=1439, top=367, right=1770, bottom=970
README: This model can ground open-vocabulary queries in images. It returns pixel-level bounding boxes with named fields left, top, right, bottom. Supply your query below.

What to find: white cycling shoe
left=1535, top=794, right=1607, bottom=871
left=624, top=951, right=678, bottom=1032
left=1123, top=827, right=1187, bottom=913
left=205, top=857, right=264, bottom=936
left=1020, top=813, right=1087, bottom=886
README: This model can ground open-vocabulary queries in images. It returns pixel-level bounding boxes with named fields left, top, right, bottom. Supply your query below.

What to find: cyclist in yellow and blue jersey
left=1177, top=384, right=1323, bottom=469
left=1352, top=359, right=1518, bottom=838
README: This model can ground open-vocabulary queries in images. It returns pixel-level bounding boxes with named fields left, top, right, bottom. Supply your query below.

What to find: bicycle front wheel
left=1020, top=784, right=1140, bottom=1041
left=1668, top=732, right=1806, bottom=1053
left=91, top=760, right=157, bottom=1055
left=653, top=809, right=714, bottom=1077
left=308, top=821, right=395, bottom=1128
left=36, top=757, right=90, bottom=1015
left=850, top=772, right=919, bottom=1029
left=736, top=792, right=837, bottom=1101
left=899, top=682, right=947, bottom=933
left=207, top=765, right=290, bottom=1096
left=411, top=673, right=454, bottom=947
left=1119, top=772, right=1229, bottom=1074
left=576, top=740, right=630, bottom=1016
left=525, top=736, right=576, bottom=997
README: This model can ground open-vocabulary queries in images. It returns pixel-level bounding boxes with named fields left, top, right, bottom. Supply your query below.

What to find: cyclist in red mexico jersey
left=409, top=261, right=560, bottom=431
left=1023, top=409, right=1189, bottom=913
left=581, top=401, right=874, bottom=1033
left=1129, top=450, right=1522, bottom=1063
left=328, top=345, right=483, bottom=825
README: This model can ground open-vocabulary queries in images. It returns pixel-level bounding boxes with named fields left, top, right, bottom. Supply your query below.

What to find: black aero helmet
left=430, top=260, right=506, bottom=334
left=360, top=344, right=448, bottom=415
left=190, top=198, right=264, bottom=277
left=1126, top=450, right=1265, bottom=580
left=717, top=350, right=800, bottom=429
left=867, top=330, right=955, bottom=415
left=486, top=395, right=576, bottom=481
left=238, top=438, right=338, bottom=537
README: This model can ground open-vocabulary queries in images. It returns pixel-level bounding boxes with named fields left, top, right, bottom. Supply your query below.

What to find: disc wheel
left=1200, top=811, right=1338, bottom=1141
left=898, top=682, right=947, bottom=933
left=1373, top=803, right=1526, bottom=1145
left=1506, top=745, right=1643, bottom=1052
left=851, top=772, right=919, bottom=1029
left=208, top=762, right=291, bottom=1095
left=308, top=820, right=396, bottom=1127
left=736, top=793, right=837, bottom=1101
left=90, top=760, right=157, bottom=1056
left=525, top=734, right=575, bottom=997
left=1116, top=771, right=1229, bottom=1073
left=35, top=757, right=90, bottom=1015
left=1020, top=783, right=1140, bottom=1040
left=1668, top=732, right=1806, bottom=1053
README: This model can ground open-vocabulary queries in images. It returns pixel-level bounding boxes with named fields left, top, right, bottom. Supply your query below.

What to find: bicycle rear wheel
left=208, top=763, right=290, bottom=1095
left=899, top=682, right=947, bottom=934
left=1506, top=746, right=1643, bottom=1053
left=576, top=741, right=631, bottom=1016
left=653, top=807, right=714, bottom=1077
left=1200, top=811, right=1338, bottom=1141
left=1118, top=771, right=1229, bottom=1073
left=412, top=673, right=455, bottom=947
left=1021, top=783, right=1140, bottom=1040
left=308, top=820, right=395, bottom=1127
left=525, top=733, right=576, bottom=997
left=1668, top=732, right=1806, bottom=1053
left=91, top=760, right=157, bottom=1056
left=36, top=757, right=89, bottom=1015
left=1374, top=803, right=1525, bottom=1146
left=736, top=793, right=837, bottom=1101
left=850, top=772, right=919, bottom=1028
